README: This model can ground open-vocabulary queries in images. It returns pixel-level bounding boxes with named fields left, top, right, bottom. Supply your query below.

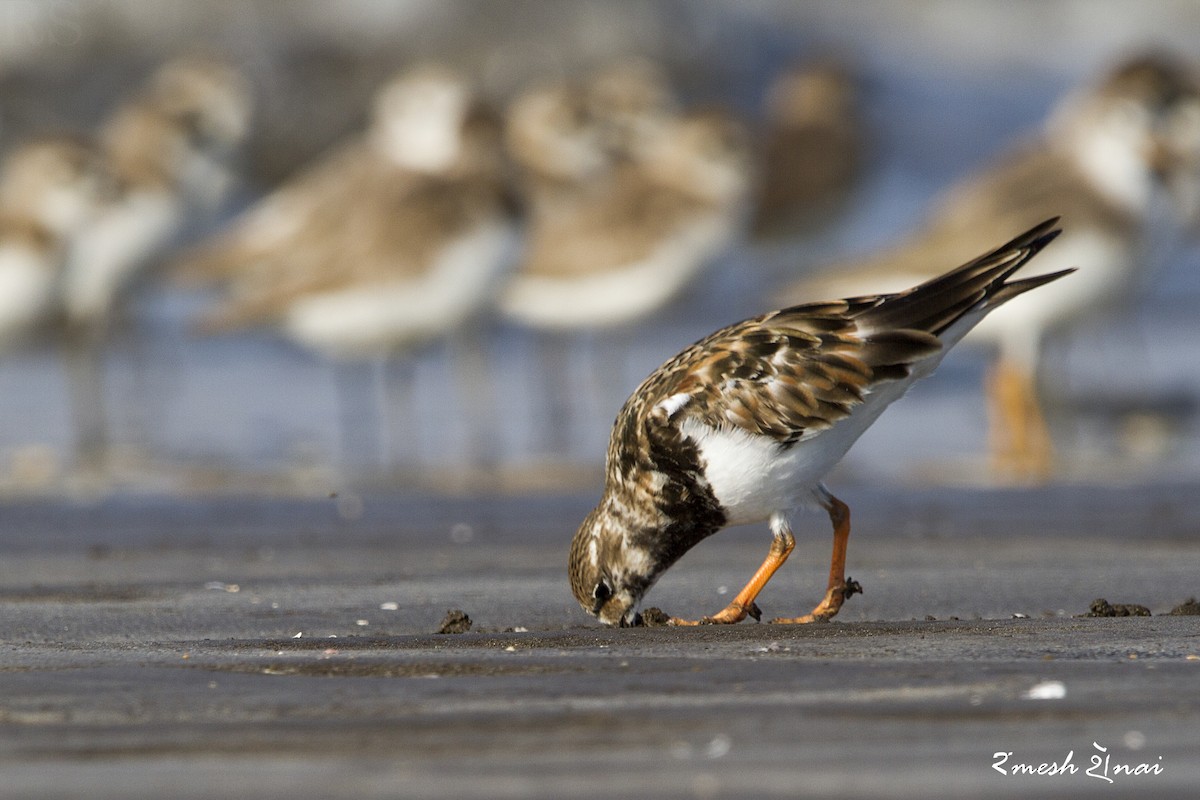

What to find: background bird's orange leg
left=987, top=358, right=1053, bottom=481
left=771, top=494, right=860, bottom=624
left=1017, top=370, right=1053, bottom=479
left=987, top=358, right=1022, bottom=471
left=670, top=516, right=796, bottom=626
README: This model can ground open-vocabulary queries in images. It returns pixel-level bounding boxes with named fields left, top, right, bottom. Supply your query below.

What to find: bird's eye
left=591, top=577, right=614, bottom=613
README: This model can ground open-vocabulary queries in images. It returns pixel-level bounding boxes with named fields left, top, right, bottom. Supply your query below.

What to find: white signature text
left=992, top=743, right=1163, bottom=782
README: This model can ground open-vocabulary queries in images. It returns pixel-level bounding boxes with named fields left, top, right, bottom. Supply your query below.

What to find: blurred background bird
left=499, top=61, right=753, bottom=458
left=53, top=55, right=252, bottom=475
left=68, top=55, right=251, bottom=332
left=500, top=107, right=753, bottom=330
left=752, top=60, right=865, bottom=242
left=0, top=137, right=114, bottom=350
left=778, top=53, right=1200, bottom=481
left=181, top=65, right=516, bottom=475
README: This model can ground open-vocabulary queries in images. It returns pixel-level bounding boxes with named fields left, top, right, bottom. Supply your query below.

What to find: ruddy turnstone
left=570, top=219, right=1070, bottom=627
left=752, top=61, right=864, bottom=239
left=778, top=53, right=1200, bottom=479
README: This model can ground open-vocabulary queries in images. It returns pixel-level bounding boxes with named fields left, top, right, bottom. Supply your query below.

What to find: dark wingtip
left=856, top=217, right=1068, bottom=336
left=990, top=265, right=1077, bottom=305
left=996, top=217, right=1062, bottom=267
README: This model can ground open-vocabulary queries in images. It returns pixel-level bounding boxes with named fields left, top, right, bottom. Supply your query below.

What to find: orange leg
left=670, top=514, right=796, bottom=626
left=987, top=359, right=1053, bottom=481
left=771, top=493, right=861, bottom=624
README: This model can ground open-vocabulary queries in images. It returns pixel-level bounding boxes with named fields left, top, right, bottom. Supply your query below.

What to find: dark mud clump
left=640, top=607, right=672, bottom=627
left=1084, top=598, right=1150, bottom=618
left=436, top=609, right=473, bottom=634
left=638, top=602, right=763, bottom=626
left=1166, top=597, right=1200, bottom=616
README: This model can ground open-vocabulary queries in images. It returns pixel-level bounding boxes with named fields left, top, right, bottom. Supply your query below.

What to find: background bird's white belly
left=0, top=246, right=56, bottom=345
left=499, top=214, right=733, bottom=329
left=284, top=219, right=515, bottom=356
left=65, top=190, right=181, bottom=324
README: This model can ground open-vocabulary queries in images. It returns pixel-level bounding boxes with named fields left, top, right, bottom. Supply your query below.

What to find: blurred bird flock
left=1, top=0, right=1200, bottom=497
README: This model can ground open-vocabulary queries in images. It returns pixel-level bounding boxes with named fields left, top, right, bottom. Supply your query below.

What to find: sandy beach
left=1, top=485, right=1197, bottom=798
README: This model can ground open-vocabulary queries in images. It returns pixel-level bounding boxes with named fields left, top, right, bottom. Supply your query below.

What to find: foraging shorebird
left=778, top=54, right=1200, bottom=479
left=570, top=219, right=1070, bottom=627
left=752, top=61, right=864, bottom=239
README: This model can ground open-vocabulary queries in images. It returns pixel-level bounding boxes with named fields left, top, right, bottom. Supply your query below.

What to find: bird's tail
left=856, top=216, right=1072, bottom=338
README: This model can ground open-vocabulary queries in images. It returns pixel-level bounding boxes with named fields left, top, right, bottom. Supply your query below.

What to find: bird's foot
left=668, top=600, right=763, bottom=626
left=769, top=577, right=862, bottom=625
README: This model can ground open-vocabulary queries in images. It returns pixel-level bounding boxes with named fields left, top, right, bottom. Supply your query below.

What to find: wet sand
left=1, top=485, right=1198, bottom=798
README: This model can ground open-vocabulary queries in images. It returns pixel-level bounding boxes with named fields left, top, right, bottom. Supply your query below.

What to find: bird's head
left=568, top=503, right=659, bottom=627
left=371, top=65, right=474, bottom=174
left=504, top=82, right=610, bottom=183
left=150, top=56, right=253, bottom=154
left=1053, top=52, right=1200, bottom=222
left=635, top=109, right=753, bottom=207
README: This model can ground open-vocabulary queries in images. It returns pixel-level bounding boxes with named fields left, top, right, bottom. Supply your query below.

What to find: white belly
left=679, top=365, right=928, bottom=525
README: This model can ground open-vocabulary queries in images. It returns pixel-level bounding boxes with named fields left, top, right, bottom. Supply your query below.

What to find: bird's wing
left=647, top=218, right=1067, bottom=445
left=518, top=166, right=706, bottom=279
left=171, top=140, right=377, bottom=286
left=641, top=300, right=936, bottom=445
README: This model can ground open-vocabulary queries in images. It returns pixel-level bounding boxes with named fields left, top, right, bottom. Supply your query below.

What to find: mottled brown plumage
left=570, top=219, right=1070, bottom=627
